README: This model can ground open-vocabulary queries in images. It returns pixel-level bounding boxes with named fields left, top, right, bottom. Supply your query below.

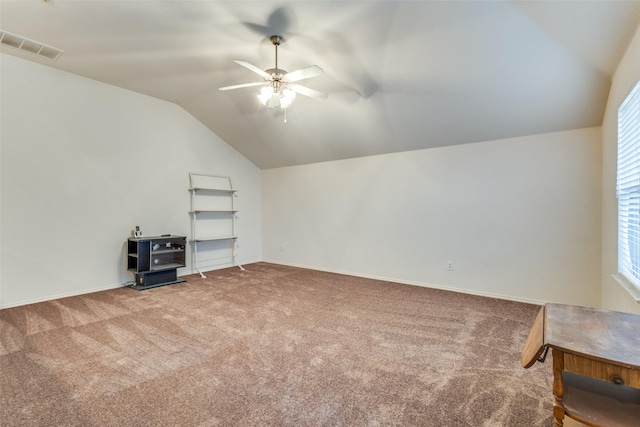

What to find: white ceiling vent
left=0, top=30, right=63, bottom=60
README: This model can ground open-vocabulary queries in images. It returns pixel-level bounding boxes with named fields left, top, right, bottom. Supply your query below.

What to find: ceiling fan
left=219, top=35, right=327, bottom=109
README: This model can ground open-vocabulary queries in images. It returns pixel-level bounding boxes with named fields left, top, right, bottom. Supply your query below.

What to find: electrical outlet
left=447, top=261, right=454, bottom=271
left=280, top=244, right=285, bottom=252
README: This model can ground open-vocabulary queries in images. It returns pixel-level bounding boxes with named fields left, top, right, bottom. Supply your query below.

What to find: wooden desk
left=521, top=304, right=640, bottom=427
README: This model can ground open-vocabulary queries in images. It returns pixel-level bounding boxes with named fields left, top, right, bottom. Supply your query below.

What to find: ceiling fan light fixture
left=258, top=85, right=274, bottom=104
left=280, top=85, right=296, bottom=108
left=258, top=82, right=296, bottom=109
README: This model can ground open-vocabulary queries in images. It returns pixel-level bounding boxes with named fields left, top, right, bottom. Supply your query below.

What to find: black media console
left=127, top=235, right=186, bottom=290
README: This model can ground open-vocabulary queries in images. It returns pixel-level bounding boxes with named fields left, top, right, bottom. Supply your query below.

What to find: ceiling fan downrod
left=270, top=35, right=282, bottom=71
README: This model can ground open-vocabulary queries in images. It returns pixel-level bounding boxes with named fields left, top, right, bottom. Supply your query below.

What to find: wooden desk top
left=545, top=304, right=640, bottom=369
left=521, top=304, right=640, bottom=426
left=521, top=304, right=640, bottom=369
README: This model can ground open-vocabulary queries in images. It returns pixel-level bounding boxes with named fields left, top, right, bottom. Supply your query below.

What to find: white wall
left=601, top=22, right=640, bottom=314
left=0, top=53, right=262, bottom=308
left=263, top=128, right=602, bottom=306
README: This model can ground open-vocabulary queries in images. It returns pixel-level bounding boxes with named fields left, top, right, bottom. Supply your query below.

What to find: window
left=617, top=79, right=640, bottom=290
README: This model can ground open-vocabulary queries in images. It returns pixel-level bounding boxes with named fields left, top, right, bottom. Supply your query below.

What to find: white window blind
left=617, top=80, right=640, bottom=289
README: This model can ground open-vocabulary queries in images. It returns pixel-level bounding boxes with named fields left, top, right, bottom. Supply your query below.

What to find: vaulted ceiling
left=2, top=1, right=640, bottom=169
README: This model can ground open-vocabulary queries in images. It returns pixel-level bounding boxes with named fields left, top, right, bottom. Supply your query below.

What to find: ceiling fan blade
left=285, top=65, right=324, bottom=82
left=293, top=84, right=328, bottom=100
left=234, top=60, right=271, bottom=79
left=219, top=81, right=265, bottom=91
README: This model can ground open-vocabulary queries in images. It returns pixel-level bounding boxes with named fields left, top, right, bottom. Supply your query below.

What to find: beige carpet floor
left=1, top=262, right=553, bottom=426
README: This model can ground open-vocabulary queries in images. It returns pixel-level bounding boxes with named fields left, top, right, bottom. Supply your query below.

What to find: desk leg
left=552, top=349, right=565, bottom=427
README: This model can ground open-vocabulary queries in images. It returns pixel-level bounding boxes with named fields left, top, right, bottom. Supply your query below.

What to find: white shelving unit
left=189, top=173, right=243, bottom=277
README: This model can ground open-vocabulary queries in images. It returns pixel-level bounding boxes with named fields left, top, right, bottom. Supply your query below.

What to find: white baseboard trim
left=1, top=259, right=265, bottom=309
left=262, top=260, right=547, bottom=306
left=184, top=257, right=261, bottom=276
left=0, top=282, right=126, bottom=309
left=1, top=259, right=544, bottom=309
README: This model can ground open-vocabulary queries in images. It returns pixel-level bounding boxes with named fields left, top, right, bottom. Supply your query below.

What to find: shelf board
left=190, top=210, right=237, bottom=214
left=563, top=371, right=640, bottom=426
left=192, top=235, right=237, bottom=242
left=189, top=187, right=237, bottom=193
left=150, top=263, right=186, bottom=271
left=129, top=235, right=184, bottom=242
left=152, top=248, right=184, bottom=254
